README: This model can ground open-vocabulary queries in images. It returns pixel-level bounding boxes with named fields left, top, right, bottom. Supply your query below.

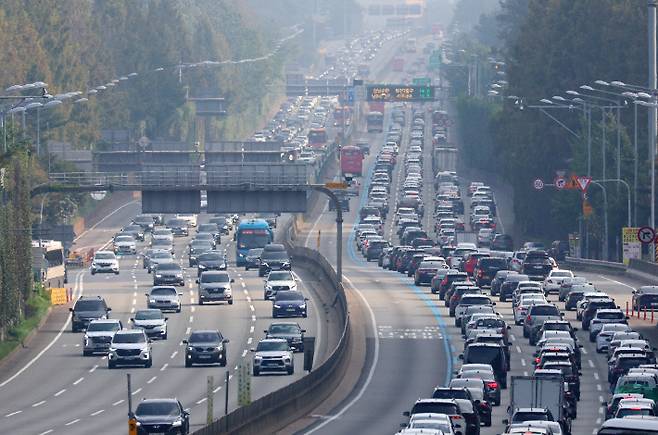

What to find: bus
left=333, top=106, right=352, bottom=127
left=32, top=240, right=66, bottom=286
left=366, top=111, right=384, bottom=133
left=307, top=128, right=329, bottom=151
left=340, top=145, right=364, bottom=178
left=235, top=219, right=273, bottom=266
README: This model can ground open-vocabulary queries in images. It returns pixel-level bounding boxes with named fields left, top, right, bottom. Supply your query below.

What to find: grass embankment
left=0, top=285, right=51, bottom=361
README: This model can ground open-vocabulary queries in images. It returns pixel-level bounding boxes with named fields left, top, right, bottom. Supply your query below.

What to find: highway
left=297, top=35, right=658, bottom=435
left=0, top=207, right=333, bottom=435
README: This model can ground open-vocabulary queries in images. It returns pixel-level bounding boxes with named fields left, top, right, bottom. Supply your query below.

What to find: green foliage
left=0, top=284, right=50, bottom=360
left=455, top=96, right=500, bottom=171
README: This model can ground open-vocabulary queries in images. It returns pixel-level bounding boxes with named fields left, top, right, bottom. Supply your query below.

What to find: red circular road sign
left=638, top=226, right=656, bottom=244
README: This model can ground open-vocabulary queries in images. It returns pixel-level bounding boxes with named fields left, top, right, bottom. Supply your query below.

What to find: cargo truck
left=432, top=146, right=458, bottom=174
left=505, top=376, right=572, bottom=435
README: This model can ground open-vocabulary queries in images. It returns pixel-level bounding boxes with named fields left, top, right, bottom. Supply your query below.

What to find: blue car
left=272, top=291, right=308, bottom=318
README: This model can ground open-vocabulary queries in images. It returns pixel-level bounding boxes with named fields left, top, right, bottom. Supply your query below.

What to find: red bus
left=333, top=106, right=352, bottom=127
left=340, top=145, right=363, bottom=177
left=366, top=111, right=384, bottom=133
left=307, top=128, right=328, bottom=151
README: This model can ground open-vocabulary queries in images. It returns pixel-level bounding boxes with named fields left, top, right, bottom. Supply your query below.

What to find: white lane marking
left=160, top=363, right=169, bottom=371
left=523, top=371, right=528, bottom=376
left=38, top=430, right=53, bottom=435
left=189, top=316, right=194, bottom=323
left=581, top=347, right=588, bottom=355
left=147, top=376, right=157, bottom=384
left=597, top=384, right=602, bottom=391
left=247, top=337, right=253, bottom=345
left=594, top=372, right=600, bottom=380
left=249, top=325, right=254, bottom=334
left=133, top=291, right=137, bottom=297
left=510, top=334, right=516, bottom=342
left=520, top=359, right=526, bottom=367
left=54, top=389, right=66, bottom=397
left=197, top=398, right=207, bottom=404
left=191, top=306, right=195, bottom=313
left=515, top=346, right=521, bottom=353
left=132, top=387, right=142, bottom=396
left=588, top=359, right=595, bottom=368
left=132, top=298, right=136, bottom=305
left=89, top=364, right=98, bottom=373
left=65, top=419, right=80, bottom=426
left=250, top=305, right=255, bottom=312
left=213, top=385, right=222, bottom=393
left=246, top=296, right=252, bottom=303
left=72, top=200, right=138, bottom=242
left=91, top=409, right=104, bottom=416
left=131, top=307, right=135, bottom=313
left=185, top=326, right=191, bottom=334
left=5, top=410, right=21, bottom=417
left=251, top=315, right=256, bottom=322
left=242, top=350, right=248, bottom=357
left=171, top=351, right=178, bottom=359
left=305, top=274, right=379, bottom=433
left=598, top=275, right=636, bottom=291
left=73, top=377, right=84, bottom=386
left=112, top=399, right=124, bottom=406
left=32, top=400, right=46, bottom=407
left=241, top=282, right=246, bottom=288
left=0, top=271, right=84, bottom=389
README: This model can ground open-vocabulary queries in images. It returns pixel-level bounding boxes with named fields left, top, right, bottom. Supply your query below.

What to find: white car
left=113, top=235, right=137, bottom=255
left=251, top=338, right=294, bottom=376
left=176, top=213, right=197, bottom=227
left=91, top=251, right=119, bottom=275
left=513, top=296, right=545, bottom=325
left=596, top=323, right=631, bottom=353
left=542, top=269, right=574, bottom=294
left=264, top=270, right=297, bottom=300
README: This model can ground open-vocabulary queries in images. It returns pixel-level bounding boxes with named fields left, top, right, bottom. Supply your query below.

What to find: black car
left=491, top=234, right=513, bottom=251
left=490, top=270, right=517, bottom=296
left=264, top=322, right=306, bottom=352
left=461, top=343, right=509, bottom=388
left=197, top=223, right=221, bottom=243
left=244, top=248, right=263, bottom=270
left=153, top=263, right=185, bottom=286
left=439, top=271, right=469, bottom=300
left=499, top=274, right=530, bottom=302
left=188, top=241, right=213, bottom=267
left=582, top=299, right=617, bottom=330
left=272, top=291, right=308, bottom=318
left=473, top=257, right=508, bottom=287
left=183, top=330, right=229, bottom=367
left=259, top=250, right=291, bottom=277
left=521, top=250, right=553, bottom=281
left=365, top=240, right=389, bottom=261
left=196, top=252, right=227, bottom=276
left=123, top=224, right=145, bottom=241
left=549, top=240, right=570, bottom=261
left=166, top=218, right=189, bottom=237
left=70, top=296, right=112, bottom=332
left=134, top=398, right=190, bottom=435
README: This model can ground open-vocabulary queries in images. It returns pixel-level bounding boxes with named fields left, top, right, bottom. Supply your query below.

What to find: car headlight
left=216, top=344, right=223, bottom=351
left=109, top=347, right=116, bottom=353
left=91, top=262, right=98, bottom=268
left=198, top=264, right=207, bottom=269
left=284, top=357, right=291, bottom=363
left=155, top=274, right=162, bottom=278
left=149, top=299, right=156, bottom=304
left=273, top=304, right=281, bottom=308
left=265, top=285, right=273, bottom=290
left=187, top=346, right=194, bottom=351
left=172, top=419, right=183, bottom=427
left=84, top=336, right=89, bottom=345
left=176, top=274, right=183, bottom=278
left=300, top=304, right=306, bottom=309
left=254, top=355, right=262, bottom=361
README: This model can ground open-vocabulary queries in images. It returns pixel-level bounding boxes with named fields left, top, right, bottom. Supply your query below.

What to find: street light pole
left=595, top=179, right=632, bottom=228
left=649, top=0, right=657, bottom=249
left=634, top=101, right=639, bottom=225
left=591, top=181, right=609, bottom=260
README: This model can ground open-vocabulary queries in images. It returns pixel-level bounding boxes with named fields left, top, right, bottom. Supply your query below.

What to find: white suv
left=90, top=251, right=119, bottom=275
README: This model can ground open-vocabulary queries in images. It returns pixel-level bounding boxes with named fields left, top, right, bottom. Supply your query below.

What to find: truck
left=432, top=146, right=458, bottom=174
left=508, top=376, right=572, bottom=435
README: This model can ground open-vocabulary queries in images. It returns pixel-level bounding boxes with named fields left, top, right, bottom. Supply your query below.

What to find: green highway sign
left=366, top=84, right=435, bottom=102
left=413, top=77, right=431, bottom=86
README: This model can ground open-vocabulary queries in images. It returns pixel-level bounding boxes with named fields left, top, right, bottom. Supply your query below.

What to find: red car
left=462, top=253, right=491, bottom=276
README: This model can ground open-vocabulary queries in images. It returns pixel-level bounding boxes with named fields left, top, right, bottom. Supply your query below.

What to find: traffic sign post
left=576, top=176, right=592, bottom=192
left=638, top=226, right=656, bottom=244
left=554, top=176, right=566, bottom=190
left=533, top=179, right=544, bottom=190
left=582, top=200, right=593, bottom=219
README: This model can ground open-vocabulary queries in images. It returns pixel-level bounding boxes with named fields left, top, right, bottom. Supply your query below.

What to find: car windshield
left=598, top=312, right=624, bottom=319
left=275, top=292, right=303, bottom=302
left=552, top=271, right=572, bottom=277
left=617, top=408, right=653, bottom=417
left=153, top=230, right=171, bottom=236
left=201, top=273, right=230, bottom=283
left=478, top=318, right=504, bottom=328
left=531, top=306, right=560, bottom=316
left=461, top=297, right=490, bottom=305
left=115, top=236, right=133, bottom=242
left=135, top=310, right=163, bottom=320
left=135, top=401, right=180, bottom=417
left=198, top=253, right=222, bottom=261
left=269, top=271, right=293, bottom=281
left=95, top=253, right=114, bottom=260
left=513, top=412, right=548, bottom=422
left=157, top=263, right=180, bottom=271
left=262, top=251, right=289, bottom=261
left=247, top=249, right=263, bottom=257
left=87, top=322, right=119, bottom=332
left=189, top=332, right=220, bottom=343
left=257, top=341, right=289, bottom=352
left=152, top=239, right=170, bottom=246
left=113, top=333, right=145, bottom=343
left=269, top=324, right=299, bottom=334
left=151, top=288, right=177, bottom=296
left=411, top=403, right=459, bottom=415
left=466, top=347, right=502, bottom=365
left=152, top=252, right=172, bottom=260
left=74, top=300, right=104, bottom=311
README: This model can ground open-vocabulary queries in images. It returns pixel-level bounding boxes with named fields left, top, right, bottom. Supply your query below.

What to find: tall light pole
left=650, top=0, right=657, bottom=259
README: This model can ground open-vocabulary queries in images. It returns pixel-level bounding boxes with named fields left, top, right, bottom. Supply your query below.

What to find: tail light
left=535, top=357, right=540, bottom=364
left=526, top=315, right=532, bottom=322
left=449, top=415, right=462, bottom=421
left=486, top=381, right=498, bottom=389
left=478, top=270, right=484, bottom=278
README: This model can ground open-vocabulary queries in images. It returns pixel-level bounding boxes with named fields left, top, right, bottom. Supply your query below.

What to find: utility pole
left=649, top=0, right=657, bottom=260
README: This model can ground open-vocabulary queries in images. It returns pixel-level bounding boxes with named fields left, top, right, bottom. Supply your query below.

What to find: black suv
left=582, top=298, right=617, bottom=330
left=70, top=296, right=112, bottom=332
left=134, top=398, right=190, bottom=434
left=461, top=343, right=509, bottom=388
left=521, top=250, right=553, bottom=281
left=474, top=257, right=508, bottom=287
left=258, top=250, right=291, bottom=277
left=183, top=330, right=229, bottom=367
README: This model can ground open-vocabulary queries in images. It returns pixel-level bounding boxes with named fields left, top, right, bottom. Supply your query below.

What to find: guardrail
left=563, top=256, right=627, bottom=275
left=192, top=226, right=349, bottom=435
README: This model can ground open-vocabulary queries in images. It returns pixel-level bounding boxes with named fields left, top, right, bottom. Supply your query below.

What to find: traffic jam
left=347, top=41, right=658, bottom=435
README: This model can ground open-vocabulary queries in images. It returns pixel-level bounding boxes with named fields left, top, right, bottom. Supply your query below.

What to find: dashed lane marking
left=91, top=409, right=104, bottom=416
left=147, top=376, right=157, bottom=384
left=170, top=351, right=178, bottom=359
left=131, top=387, right=142, bottom=396
left=112, top=399, right=124, bottom=406
left=247, top=337, right=253, bottom=345
left=5, top=410, right=21, bottom=417
left=54, top=389, right=66, bottom=397
left=32, top=400, right=46, bottom=407
left=242, top=350, right=248, bottom=357
left=160, top=363, right=168, bottom=371
left=588, top=359, right=595, bottom=368
left=89, top=364, right=98, bottom=373
left=73, top=377, right=84, bottom=386
left=65, top=419, right=80, bottom=426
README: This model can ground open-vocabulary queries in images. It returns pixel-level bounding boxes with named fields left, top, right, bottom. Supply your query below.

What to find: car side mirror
left=507, top=325, right=511, bottom=329
left=492, top=302, right=496, bottom=306
left=130, top=318, right=135, bottom=322
left=178, top=293, right=183, bottom=296
left=195, top=279, right=199, bottom=284
left=502, top=419, right=509, bottom=425
left=304, top=297, right=309, bottom=301
left=626, top=316, right=630, bottom=320
left=107, top=308, right=112, bottom=312
left=402, top=411, right=410, bottom=417
left=165, top=317, right=169, bottom=321
left=250, top=348, right=255, bottom=352
left=223, top=339, right=230, bottom=344
left=69, top=307, right=73, bottom=312
left=145, top=293, right=150, bottom=297
left=264, top=330, right=268, bottom=334
left=231, top=278, right=235, bottom=283
left=302, top=329, right=307, bottom=333
left=184, top=408, right=190, bottom=414
left=579, top=344, right=583, bottom=348
left=458, top=354, right=464, bottom=360
left=573, top=327, right=579, bottom=331
left=182, top=340, right=188, bottom=344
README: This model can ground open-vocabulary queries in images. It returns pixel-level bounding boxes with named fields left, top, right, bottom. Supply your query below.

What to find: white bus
left=32, top=240, right=66, bottom=286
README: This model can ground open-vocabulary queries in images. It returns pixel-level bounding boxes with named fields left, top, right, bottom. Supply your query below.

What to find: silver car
left=251, top=338, right=294, bottom=376
left=83, top=319, right=122, bottom=356
left=131, top=309, right=168, bottom=340
left=146, top=286, right=182, bottom=313
left=108, top=329, right=152, bottom=368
